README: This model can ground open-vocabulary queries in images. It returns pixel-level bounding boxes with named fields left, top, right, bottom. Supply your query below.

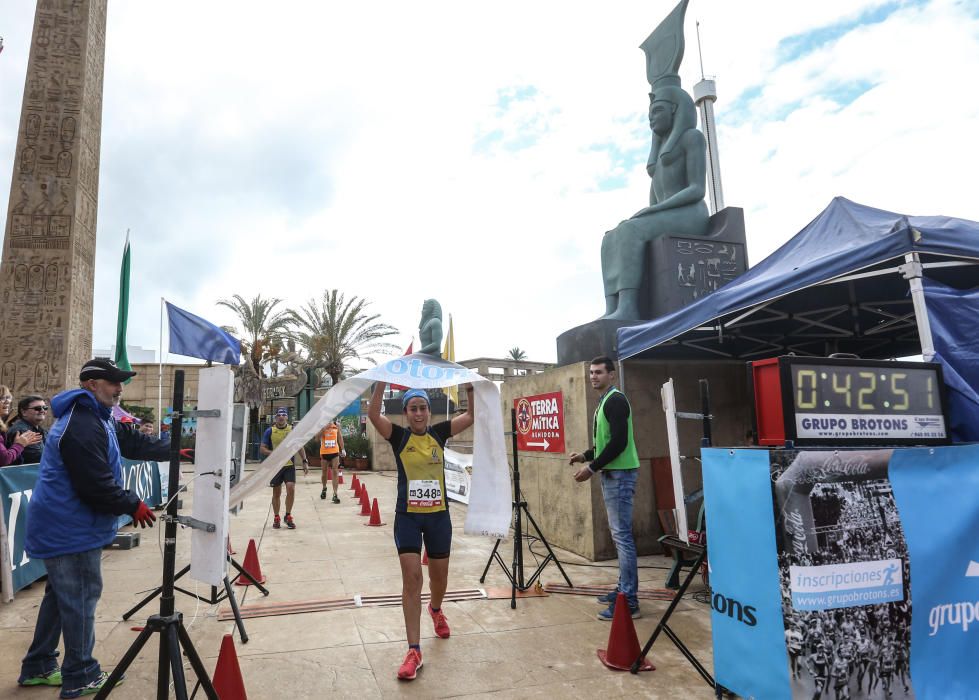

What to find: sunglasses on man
left=28, top=405, right=49, bottom=412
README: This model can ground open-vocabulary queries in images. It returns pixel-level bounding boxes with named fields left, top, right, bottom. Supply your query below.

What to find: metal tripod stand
left=479, top=409, right=573, bottom=608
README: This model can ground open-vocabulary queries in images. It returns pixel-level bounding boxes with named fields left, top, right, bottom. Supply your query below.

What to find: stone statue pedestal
left=556, top=206, right=748, bottom=364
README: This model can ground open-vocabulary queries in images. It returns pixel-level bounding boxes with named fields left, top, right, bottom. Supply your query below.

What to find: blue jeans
left=600, top=468, right=639, bottom=608
left=20, top=548, right=103, bottom=688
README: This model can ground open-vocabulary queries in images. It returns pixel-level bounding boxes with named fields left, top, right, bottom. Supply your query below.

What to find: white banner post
left=661, top=378, right=689, bottom=544
left=190, top=366, right=234, bottom=587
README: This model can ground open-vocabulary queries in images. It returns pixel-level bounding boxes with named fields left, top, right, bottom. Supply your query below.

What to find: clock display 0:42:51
left=792, top=364, right=940, bottom=415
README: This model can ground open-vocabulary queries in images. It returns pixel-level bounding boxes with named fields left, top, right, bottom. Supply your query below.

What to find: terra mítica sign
left=514, top=391, right=565, bottom=453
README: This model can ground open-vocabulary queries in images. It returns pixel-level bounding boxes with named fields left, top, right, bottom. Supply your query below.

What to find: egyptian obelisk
left=0, top=0, right=107, bottom=398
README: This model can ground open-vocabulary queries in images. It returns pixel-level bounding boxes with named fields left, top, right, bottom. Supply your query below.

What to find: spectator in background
left=0, top=425, right=43, bottom=467
left=0, top=385, right=42, bottom=467
left=0, top=385, right=14, bottom=426
left=139, top=420, right=155, bottom=436
left=6, top=395, right=49, bottom=465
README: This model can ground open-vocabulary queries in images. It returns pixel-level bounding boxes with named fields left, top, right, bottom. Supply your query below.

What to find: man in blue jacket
left=18, top=359, right=171, bottom=698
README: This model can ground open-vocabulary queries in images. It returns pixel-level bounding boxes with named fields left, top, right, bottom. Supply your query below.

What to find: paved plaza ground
left=0, top=469, right=716, bottom=699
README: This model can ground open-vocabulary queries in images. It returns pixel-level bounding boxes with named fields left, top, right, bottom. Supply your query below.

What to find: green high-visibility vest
left=593, top=387, right=639, bottom=470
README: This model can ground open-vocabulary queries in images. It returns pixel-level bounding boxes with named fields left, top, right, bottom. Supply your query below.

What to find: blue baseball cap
left=402, top=389, right=430, bottom=409
left=275, top=407, right=289, bottom=417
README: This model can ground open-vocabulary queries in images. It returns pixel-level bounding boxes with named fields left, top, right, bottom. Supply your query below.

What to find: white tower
left=694, top=79, right=724, bottom=214
left=693, top=22, right=724, bottom=214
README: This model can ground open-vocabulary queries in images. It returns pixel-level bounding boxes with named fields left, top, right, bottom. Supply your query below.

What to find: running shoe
left=332, top=494, right=341, bottom=504
left=272, top=515, right=281, bottom=529
left=428, top=603, right=450, bottom=638
left=320, top=488, right=327, bottom=500
left=596, top=589, right=617, bottom=604
left=285, top=514, right=296, bottom=529
left=397, top=648, right=423, bottom=680
left=18, top=668, right=62, bottom=687
left=598, top=600, right=641, bottom=621
left=60, top=672, right=123, bottom=698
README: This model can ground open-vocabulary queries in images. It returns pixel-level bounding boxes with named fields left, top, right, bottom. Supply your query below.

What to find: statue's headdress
left=639, top=0, right=696, bottom=168
left=639, top=0, right=688, bottom=91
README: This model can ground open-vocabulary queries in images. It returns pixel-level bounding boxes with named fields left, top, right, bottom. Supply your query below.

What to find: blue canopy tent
left=617, top=197, right=979, bottom=362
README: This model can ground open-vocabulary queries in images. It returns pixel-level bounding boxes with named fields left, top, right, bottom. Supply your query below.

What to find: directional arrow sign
left=966, top=561, right=979, bottom=577
left=514, top=392, right=565, bottom=453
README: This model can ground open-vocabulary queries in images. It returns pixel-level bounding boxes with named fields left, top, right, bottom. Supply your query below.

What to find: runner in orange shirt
left=319, top=419, right=345, bottom=504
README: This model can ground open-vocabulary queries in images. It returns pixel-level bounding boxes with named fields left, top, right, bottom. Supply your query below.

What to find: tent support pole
left=902, top=252, right=935, bottom=361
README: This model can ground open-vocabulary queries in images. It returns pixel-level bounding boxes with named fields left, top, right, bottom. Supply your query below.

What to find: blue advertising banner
left=1, top=460, right=162, bottom=599
left=0, top=464, right=46, bottom=599
left=122, top=458, right=163, bottom=508
left=890, top=444, right=979, bottom=700
left=703, top=448, right=791, bottom=699
left=117, top=459, right=163, bottom=527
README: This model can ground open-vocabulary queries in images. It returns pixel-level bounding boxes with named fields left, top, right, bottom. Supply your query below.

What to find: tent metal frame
left=624, top=253, right=978, bottom=361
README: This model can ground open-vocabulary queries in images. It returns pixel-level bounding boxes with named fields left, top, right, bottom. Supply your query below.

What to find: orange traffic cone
left=421, top=549, right=429, bottom=566
left=338, top=469, right=344, bottom=485
left=326, top=465, right=333, bottom=481
left=235, top=539, right=266, bottom=586
left=212, top=634, right=247, bottom=699
left=359, top=489, right=371, bottom=516
left=365, top=498, right=385, bottom=526
left=350, top=475, right=360, bottom=495
left=597, top=593, right=654, bottom=671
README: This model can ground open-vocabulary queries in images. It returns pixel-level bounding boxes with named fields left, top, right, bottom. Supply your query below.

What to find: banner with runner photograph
left=770, top=449, right=914, bottom=699
left=703, top=447, right=936, bottom=699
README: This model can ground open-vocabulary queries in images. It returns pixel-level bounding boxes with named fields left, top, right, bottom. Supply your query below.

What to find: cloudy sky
left=2, top=0, right=978, bottom=366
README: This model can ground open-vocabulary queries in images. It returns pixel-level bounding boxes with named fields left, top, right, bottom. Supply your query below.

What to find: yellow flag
left=442, top=315, right=458, bottom=405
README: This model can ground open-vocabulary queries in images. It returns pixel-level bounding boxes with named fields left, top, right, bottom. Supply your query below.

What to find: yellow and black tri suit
left=264, top=424, right=298, bottom=487
left=387, top=421, right=453, bottom=557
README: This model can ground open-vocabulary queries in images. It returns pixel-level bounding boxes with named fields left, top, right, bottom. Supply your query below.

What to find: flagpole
left=158, top=297, right=164, bottom=437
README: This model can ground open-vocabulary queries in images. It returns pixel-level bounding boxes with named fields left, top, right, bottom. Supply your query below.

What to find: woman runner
left=368, top=382, right=474, bottom=680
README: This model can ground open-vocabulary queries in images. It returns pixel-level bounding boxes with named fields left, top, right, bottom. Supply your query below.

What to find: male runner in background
left=261, top=407, right=308, bottom=529
left=319, top=419, right=345, bottom=503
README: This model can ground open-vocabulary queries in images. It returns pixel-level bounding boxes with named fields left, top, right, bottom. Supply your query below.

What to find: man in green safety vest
left=569, top=356, right=641, bottom=620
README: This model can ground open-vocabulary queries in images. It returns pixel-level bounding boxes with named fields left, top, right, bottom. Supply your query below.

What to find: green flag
left=114, top=235, right=132, bottom=382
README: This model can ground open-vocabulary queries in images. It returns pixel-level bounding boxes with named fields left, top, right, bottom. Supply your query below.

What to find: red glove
left=132, top=501, right=157, bottom=528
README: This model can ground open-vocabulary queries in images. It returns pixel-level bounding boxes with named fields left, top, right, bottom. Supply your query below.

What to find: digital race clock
left=750, top=356, right=950, bottom=447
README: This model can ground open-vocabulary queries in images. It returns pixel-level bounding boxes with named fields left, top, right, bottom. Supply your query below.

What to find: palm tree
left=217, top=294, right=292, bottom=376
left=289, top=290, right=399, bottom=386
left=508, top=347, right=527, bottom=361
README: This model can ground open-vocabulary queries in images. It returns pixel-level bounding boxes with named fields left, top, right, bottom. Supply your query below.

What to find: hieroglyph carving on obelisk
left=0, top=0, right=107, bottom=397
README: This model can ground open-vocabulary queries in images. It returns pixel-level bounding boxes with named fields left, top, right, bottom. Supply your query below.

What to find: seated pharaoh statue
left=602, top=86, right=709, bottom=319
left=556, top=0, right=748, bottom=365
left=418, top=298, right=443, bottom=356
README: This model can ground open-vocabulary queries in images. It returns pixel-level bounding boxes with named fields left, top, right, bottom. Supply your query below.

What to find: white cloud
left=1, top=0, right=977, bottom=365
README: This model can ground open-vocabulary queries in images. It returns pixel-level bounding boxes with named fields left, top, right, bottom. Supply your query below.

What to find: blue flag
left=166, top=302, right=241, bottom=365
